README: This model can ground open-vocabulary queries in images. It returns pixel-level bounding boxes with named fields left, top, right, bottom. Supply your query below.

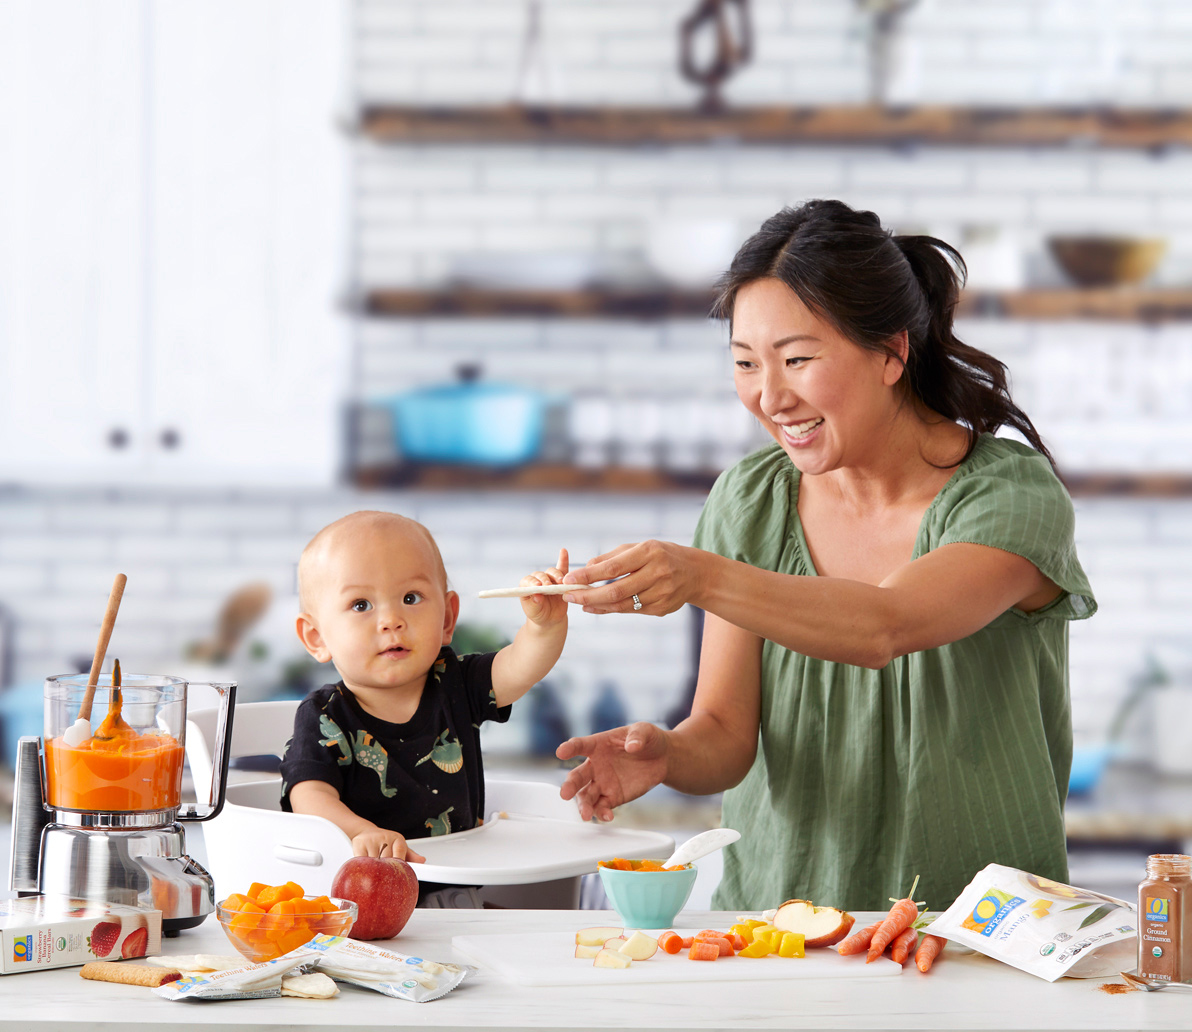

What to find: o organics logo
left=12, top=935, right=33, bottom=963
left=963, top=887, right=1024, bottom=936
left=1146, top=897, right=1169, bottom=923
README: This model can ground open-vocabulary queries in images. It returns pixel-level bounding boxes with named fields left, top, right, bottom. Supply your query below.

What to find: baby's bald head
left=297, top=510, right=447, bottom=615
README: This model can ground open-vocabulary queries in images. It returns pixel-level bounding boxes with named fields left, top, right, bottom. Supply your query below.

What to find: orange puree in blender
left=45, top=731, right=184, bottom=812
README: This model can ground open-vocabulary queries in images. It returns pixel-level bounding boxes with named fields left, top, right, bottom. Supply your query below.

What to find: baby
left=279, top=510, right=568, bottom=868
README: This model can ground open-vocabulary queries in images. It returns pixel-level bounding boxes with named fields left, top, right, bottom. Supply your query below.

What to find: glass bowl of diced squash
left=597, top=858, right=697, bottom=929
left=216, top=880, right=357, bottom=962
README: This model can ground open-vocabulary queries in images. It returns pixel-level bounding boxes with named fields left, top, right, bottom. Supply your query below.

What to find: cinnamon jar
left=1138, top=853, right=1192, bottom=983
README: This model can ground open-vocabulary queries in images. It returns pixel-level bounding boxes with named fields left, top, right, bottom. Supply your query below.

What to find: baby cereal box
left=0, top=896, right=161, bottom=974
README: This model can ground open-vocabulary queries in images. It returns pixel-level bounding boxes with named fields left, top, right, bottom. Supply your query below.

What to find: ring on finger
left=631, top=594, right=643, bottom=611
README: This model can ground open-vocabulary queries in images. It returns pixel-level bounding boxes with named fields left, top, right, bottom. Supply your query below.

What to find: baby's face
left=300, top=523, right=456, bottom=696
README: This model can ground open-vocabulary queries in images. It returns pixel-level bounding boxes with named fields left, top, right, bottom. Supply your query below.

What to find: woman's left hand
left=562, top=539, right=701, bottom=616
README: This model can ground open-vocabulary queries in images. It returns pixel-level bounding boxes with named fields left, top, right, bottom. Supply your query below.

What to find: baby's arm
left=490, top=547, right=569, bottom=707
left=288, top=780, right=426, bottom=863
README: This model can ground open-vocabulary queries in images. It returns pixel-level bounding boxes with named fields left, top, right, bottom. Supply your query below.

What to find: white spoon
left=661, top=827, right=741, bottom=868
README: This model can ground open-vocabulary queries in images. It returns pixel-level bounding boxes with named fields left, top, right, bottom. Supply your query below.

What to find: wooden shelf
left=352, top=462, right=1192, bottom=499
left=361, top=285, right=717, bottom=319
left=359, top=286, right=1192, bottom=323
left=358, top=103, right=1192, bottom=150
left=352, top=462, right=716, bottom=494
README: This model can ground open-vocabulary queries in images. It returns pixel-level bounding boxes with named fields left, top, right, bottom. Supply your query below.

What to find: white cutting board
left=452, top=929, right=903, bottom=985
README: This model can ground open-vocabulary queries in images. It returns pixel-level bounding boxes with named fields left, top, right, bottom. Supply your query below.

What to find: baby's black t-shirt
left=279, top=647, right=511, bottom=843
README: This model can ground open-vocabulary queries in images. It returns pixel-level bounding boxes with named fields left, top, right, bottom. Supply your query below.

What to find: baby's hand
left=520, top=547, right=569, bottom=627
left=351, top=827, right=426, bottom=863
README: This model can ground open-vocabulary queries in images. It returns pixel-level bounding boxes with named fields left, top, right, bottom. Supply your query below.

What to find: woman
left=558, top=199, right=1096, bottom=913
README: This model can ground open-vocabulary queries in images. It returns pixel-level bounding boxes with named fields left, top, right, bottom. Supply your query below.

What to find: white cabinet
left=0, top=0, right=347, bottom=486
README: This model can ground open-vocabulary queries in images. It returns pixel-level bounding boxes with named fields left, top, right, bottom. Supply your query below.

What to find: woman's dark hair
left=713, top=199, right=1054, bottom=468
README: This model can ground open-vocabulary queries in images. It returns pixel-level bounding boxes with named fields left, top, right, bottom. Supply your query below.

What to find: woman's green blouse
left=693, top=434, right=1096, bottom=913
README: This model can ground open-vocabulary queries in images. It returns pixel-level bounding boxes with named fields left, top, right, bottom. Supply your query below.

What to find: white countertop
left=0, top=908, right=1185, bottom=1032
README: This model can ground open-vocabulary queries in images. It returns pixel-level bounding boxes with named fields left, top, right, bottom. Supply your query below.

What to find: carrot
left=835, top=920, right=883, bottom=956
left=680, top=936, right=694, bottom=949
left=695, top=934, right=733, bottom=956
left=889, top=926, right=919, bottom=965
left=867, top=875, right=924, bottom=963
left=688, top=941, right=720, bottom=961
left=915, top=934, right=945, bottom=973
left=658, top=931, right=683, bottom=955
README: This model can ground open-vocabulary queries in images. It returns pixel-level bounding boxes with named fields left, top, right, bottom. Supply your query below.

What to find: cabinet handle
left=107, top=428, right=130, bottom=450
left=159, top=428, right=181, bottom=450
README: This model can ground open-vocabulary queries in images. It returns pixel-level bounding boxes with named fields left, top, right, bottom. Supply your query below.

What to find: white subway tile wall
left=3, top=0, right=1191, bottom=758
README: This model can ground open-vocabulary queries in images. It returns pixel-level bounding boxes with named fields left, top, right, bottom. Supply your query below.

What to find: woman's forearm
left=661, top=709, right=758, bottom=796
left=691, top=549, right=897, bottom=668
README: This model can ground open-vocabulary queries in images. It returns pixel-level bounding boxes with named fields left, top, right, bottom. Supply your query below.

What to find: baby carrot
left=658, top=931, right=683, bottom=955
left=867, top=875, right=923, bottom=963
left=688, top=941, right=720, bottom=961
left=889, top=926, right=919, bottom=965
left=835, top=920, right=883, bottom=956
left=915, top=934, right=946, bottom=973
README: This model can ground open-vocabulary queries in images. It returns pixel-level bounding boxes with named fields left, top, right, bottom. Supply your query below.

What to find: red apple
left=330, top=856, right=419, bottom=940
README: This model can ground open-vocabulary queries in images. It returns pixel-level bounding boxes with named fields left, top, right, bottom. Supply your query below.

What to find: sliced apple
left=617, top=931, right=658, bottom=961
left=575, top=926, right=624, bottom=947
left=772, top=899, right=855, bottom=948
left=574, top=944, right=602, bottom=959
left=592, top=947, right=632, bottom=969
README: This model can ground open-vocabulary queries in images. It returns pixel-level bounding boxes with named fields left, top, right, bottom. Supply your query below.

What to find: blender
left=8, top=671, right=236, bottom=936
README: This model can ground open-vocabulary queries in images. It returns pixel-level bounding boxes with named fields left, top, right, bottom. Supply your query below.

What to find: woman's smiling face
left=730, top=277, right=906, bottom=475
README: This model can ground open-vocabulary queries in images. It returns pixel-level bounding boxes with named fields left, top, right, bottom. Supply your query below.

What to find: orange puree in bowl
left=45, top=731, right=184, bottom=812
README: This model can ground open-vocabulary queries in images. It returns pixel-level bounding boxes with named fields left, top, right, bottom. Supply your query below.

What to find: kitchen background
left=3, top=0, right=1192, bottom=904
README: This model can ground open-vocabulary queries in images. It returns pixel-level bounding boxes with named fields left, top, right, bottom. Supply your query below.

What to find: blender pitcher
left=8, top=673, right=236, bottom=936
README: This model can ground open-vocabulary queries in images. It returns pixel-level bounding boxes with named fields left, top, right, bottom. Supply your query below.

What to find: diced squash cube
left=778, top=932, right=805, bottom=958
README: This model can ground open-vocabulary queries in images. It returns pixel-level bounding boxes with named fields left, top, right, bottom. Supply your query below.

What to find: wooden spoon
left=67, top=574, right=127, bottom=745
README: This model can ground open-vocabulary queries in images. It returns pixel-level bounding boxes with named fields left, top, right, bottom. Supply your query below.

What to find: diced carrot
left=222, top=893, right=250, bottom=911
left=658, top=931, right=684, bottom=955
left=246, top=882, right=269, bottom=901
left=688, top=941, right=720, bottom=961
left=727, top=932, right=746, bottom=951
left=680, top=936, right=694, bottom=949
left=694, top=934, right=733, bottom=956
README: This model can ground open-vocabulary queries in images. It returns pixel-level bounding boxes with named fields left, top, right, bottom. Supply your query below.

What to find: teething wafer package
left=153, top=934, right=473, bottom=1003
left=925, top=863, right=1137, bottom=981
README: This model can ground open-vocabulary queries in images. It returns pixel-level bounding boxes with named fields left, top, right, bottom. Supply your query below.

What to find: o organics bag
left=925, top=864, right=1137, bottom=981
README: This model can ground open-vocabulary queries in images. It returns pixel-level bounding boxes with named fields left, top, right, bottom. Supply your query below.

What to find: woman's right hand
left=556, top=722, right=671, bottom=822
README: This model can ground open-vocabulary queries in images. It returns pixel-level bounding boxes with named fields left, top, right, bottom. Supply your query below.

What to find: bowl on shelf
left=597, top=859, right=698, bottom=929
left=216, top=895, right=357, bottom=962
left=1046, top=235, right=1167, bottom=288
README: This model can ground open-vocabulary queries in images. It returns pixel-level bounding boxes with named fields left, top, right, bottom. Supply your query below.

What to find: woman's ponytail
left=894, top=234, right=1055, bottom=468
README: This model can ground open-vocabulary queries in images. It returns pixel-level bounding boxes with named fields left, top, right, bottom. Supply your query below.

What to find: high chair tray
left=412, top=813, right=674, bottom=885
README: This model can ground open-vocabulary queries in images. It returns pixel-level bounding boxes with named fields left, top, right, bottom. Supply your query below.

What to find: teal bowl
left=597, top=862, right=698, bottom=929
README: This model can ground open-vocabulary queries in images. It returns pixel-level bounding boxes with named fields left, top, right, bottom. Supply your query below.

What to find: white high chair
left=185, top=701, right=673, bottom=909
